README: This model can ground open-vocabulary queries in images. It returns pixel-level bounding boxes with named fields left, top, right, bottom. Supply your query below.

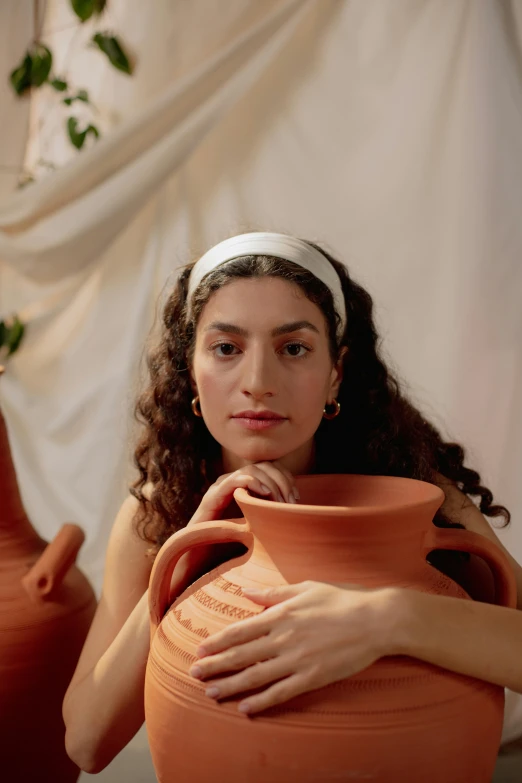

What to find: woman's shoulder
left=431, top=471, right=483, bottom=522
left=431, top=470, right=501, bottom=539
left=103, top=491, right=155, bottom=593
left=431, top=471, right=522, bottom=608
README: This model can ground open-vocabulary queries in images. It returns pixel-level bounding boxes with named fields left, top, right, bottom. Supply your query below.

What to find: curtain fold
left=0, top=0, right=312, bottom=282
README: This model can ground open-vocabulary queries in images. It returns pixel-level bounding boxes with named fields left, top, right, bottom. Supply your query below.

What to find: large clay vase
left=0, top=377, right=97, bottom=782
left=145, top=474, right=517, bottom=783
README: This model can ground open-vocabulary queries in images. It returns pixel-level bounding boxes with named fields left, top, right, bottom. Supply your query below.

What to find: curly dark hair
left=130, top=241, right=510, bottom=573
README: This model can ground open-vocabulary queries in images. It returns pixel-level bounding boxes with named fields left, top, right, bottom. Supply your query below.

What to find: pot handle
left=22, top=523, right=85, bottom=602
left=148, top=519, right=253, bottom=641
left=422, top=526, right=517, bottom=608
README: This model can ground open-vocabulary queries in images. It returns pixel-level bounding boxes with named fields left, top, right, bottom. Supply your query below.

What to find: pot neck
left=0, top=408, right=32, bottom=533
left=244, top=502, right=438, bottom=586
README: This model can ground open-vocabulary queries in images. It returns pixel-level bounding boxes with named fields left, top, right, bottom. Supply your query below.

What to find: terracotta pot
left=0, top=378, right=97, bottom=782
left=145, top=474, right=517, bottom=783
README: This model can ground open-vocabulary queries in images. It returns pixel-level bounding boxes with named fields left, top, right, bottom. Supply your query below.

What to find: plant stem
left=33, top=0, right=45, bottom=44
left=41, top=20, right=82, bottom=37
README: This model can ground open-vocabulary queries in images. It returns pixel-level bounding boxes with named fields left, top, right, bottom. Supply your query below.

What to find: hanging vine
left=10, top=0, right=134, bottom=156
left=3, top=0, right=135, bottom=360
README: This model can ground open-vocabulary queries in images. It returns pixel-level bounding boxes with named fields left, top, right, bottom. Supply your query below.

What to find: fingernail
left=190, top=666, right=202, bottom=678
left=289, top=491, right=297, bottom=504
left=294, top=487, right=300, bottom=500
left=196, top=646, right=207, bottom=658
left=259, top=483, right=271, bottom=494
left=278, top=493, right=284, bottom=502
left=206, top=686, right=220, bottom=698
left=238, top=701, right=251, bottom=714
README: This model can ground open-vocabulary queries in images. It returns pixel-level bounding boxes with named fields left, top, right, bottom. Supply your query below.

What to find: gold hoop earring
left=191, top=396, right=203, bottom=418
left=323, top=399, right=341, bottom=420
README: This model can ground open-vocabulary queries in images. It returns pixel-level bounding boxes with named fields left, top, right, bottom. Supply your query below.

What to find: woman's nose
left=240, top=348, right=277, bottom=399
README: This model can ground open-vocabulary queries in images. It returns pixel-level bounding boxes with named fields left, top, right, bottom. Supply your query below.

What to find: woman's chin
left=227, top=441, right=290, bottom=465
left=241, top=448, right=287, bottom=463
left=218, top=430, right=314, bottom=470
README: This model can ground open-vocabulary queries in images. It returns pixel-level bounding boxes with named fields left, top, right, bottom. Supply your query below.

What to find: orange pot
left=0, top=385, right=97, bottom=782
left=145, top=474, right=517, bottom=783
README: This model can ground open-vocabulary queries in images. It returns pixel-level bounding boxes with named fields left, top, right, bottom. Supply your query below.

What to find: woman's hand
left=188, top=461, right=300, bottom=528
left=189, top=580, right=398, bottom=714
left=170, top=462, right=299, bottom=598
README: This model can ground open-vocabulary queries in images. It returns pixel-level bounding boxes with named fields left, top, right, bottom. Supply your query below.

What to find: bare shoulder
left=433, top=470, right=504, bottom=538
left=102, top=493, right=155, bottom=609
left=433, top=471, right=522, bottom=608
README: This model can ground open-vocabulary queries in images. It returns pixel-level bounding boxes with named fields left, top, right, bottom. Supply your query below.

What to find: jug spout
left=22, top=524, right=86, bottom=601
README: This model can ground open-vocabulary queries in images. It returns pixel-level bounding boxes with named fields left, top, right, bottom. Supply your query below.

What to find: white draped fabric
left=1, top=1, right=522, bottom=778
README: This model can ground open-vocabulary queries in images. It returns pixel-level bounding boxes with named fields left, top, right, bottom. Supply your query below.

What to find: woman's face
left=190, top=276, right=345, bottom=474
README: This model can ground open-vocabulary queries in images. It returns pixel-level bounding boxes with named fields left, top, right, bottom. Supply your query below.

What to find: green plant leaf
left=67, top=117, right=100, bottom=149
left=0, top=316, right=25, bottom=356
left=6, top=317, right=25, bottom=356
left=63, top=88, right=90, bottom=106
left=92, top=32, right=132, bottom=74
left=30, top=44, right=53, bottom=87
left=71, top=0, right=107, bottom=22
left=51, top=77, right=68, bottom=92
left=10, top=53, right=32, bottom=95
left=10, top=44, right=53, bottom=95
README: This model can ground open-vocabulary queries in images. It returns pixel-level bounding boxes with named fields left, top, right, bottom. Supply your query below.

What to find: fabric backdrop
left=1, top=1, right=522, bottom=779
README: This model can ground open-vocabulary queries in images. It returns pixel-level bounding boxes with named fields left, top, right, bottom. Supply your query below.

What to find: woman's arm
left=391, top=586, right=522, bottom=693
left=63, top=496, right=153, bottom=774
left=62, top=466, right=273, bottom=772
left=393, top=474, right=522, bottom=693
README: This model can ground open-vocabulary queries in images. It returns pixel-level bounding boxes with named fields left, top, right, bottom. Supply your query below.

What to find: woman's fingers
left=241, top=465, right=285, bottom=503
left=190, top=635, right=276, bottom=680
left=199, top=471, right=278, bottom=516
left=202, top=658, right=293, bottom=702
left=195, top=610, right=279, bottom=659
left=272, top=460, right=300, bottom=498
left=252, top=462, right=298, bottom=503
left=219, top=466, right=294, bottom=504
left=236, top=673, right=309, bottom=714
left=189, top=461, right=300, bottom=525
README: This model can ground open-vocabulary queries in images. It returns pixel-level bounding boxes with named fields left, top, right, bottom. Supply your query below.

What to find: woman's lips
left=232, top=415, right=287, bottom=431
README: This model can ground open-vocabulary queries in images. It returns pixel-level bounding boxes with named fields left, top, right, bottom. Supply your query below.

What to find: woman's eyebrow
left=204, top=320, right=320, bottom=337
left=271, top=320, right=320, bottom=337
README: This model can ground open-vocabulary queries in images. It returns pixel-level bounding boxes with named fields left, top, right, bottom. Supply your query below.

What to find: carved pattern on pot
left=192, top=586, right=256, bottom=619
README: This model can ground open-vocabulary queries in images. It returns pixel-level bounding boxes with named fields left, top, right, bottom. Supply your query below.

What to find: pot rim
left=234, top=473, right=444, bottom=516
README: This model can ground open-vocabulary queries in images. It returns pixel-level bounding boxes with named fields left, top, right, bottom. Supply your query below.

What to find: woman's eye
left=212, top=342, right=239, bottom=357
left=283, top=342, right=309, bottom=357
left=210, top=341, right=309, bottom=358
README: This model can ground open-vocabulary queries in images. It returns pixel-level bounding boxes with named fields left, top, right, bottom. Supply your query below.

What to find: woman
left=63, top=232, right=522, bottom=773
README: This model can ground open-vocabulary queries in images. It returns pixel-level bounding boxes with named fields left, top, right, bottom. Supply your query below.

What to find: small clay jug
left=0, top=369, right=97, bottom=782
left=145, top=474, right=517, bottom=783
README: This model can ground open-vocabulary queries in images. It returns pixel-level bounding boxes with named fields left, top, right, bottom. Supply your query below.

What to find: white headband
left=186, top=232, right=346, bottom=339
